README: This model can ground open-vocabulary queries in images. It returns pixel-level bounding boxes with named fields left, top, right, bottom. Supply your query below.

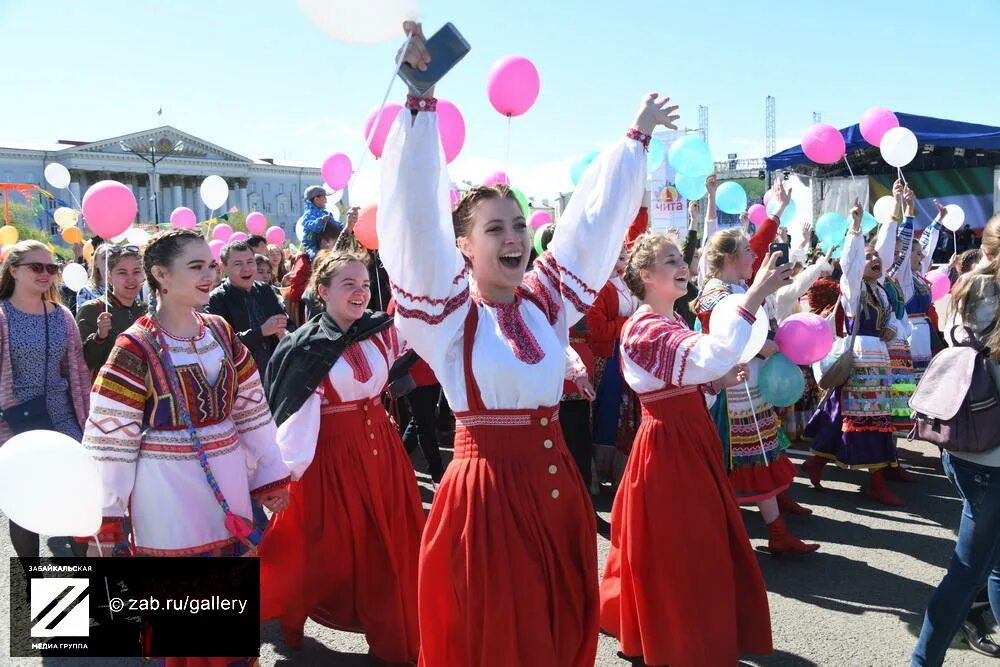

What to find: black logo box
left=10, top=557, right=260, bottom=658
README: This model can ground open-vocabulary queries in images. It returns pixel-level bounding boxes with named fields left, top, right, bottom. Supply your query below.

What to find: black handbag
left=0, top=301, right=55, bottom=433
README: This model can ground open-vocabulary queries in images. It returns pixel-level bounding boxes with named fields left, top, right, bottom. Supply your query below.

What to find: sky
left=2, top=0, right=998, bottom=204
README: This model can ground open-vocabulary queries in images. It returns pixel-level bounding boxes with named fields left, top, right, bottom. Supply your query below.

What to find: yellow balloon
left=54, top=207, right=79, bottom=230
left=0, top=226, right=19, bottom=246
left=82, top=240, right=95, bottom=263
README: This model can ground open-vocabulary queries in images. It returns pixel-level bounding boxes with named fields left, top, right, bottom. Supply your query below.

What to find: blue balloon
left=766, top=197, right=796, bottom=222
left=647, top=137, right=666, bottom=176
left=570, top=149, right=600, bottom=187
left=668, top=135, right=714, bottom=176
left=675, top=173, right=707, bottom=200
left=815, top=212, right=848, bottom=245
left=758, top=352, right=806, bottom=408
left=861, top=211, right=879, bottom=234
left=716, top=182, right=748, bottom=214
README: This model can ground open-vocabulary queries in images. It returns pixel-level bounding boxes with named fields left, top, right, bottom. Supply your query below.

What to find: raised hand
left=849, top=199, right=863, bottom=232
left=770, top=179, right=793, bottom=218
left=633, top=93, right=680, bottom=135
left=903, top=186, right=917, bottom=217
left=747, top=252, right=793, bottom=300
left=892, top=178, right=905, bottom=201
left=399, top=21, right=430, bottom=71
left=705, top=173, right=718, bottom=195
left=934, top=198, right=948, bottom=222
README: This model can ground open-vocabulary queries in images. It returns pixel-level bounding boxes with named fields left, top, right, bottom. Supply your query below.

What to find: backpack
left=908, top=325, right=1000, bottom=453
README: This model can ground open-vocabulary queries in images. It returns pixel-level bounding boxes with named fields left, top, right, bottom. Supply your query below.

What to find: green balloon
left=510, top=186, right=530, bottom=218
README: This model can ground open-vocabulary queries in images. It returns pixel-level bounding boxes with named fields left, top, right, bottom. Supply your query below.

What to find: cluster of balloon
left=170, top=206, right=198, bottom=229
left=709, top=295, right=769, bottom=364
left=294, top=0, right=418, bottom=45
left=246, top=211, right=268, bottom=236
left=355, top=205, right=379, bottom=250
left=0, top=430, right=104, bottom=538
left=759, top=352, right=806, bottom=407
left=858, top=107, right=918, bottom=169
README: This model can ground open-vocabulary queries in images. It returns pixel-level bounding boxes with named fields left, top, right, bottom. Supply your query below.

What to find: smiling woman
left=76, top=246, right=147, bottom=374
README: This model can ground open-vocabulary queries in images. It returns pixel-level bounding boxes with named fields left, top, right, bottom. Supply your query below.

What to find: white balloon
left=53, top=207, right=79, bottom=230
left=872, top=195, right=897, bottom=225
left=125, top=227, right=151, bottom=245
left=708, top=294, right=769, bottom=365
left=43, top=163, right=71, bottom=189
left=296, top=0, right=419, bottom=45
left=879, top=126, right=918, bottom=168
left=111, top=229, right=129, bottom=243
left=0, top=430, right=103, bottom=536
left=942, top=204, right=965, bottom=232
left=61, top=262, right=89, bottom=292
left=295, top=218, right=305, bottom=243
left=200, top=175, right=229, bottom=211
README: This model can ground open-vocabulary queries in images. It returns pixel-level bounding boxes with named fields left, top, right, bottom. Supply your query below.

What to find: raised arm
left=918, top=199, right=947, bottom=275
left=535, top=93, right=677, bottom=328
left=889, top=185, right=917, bottom=302
left=749, top=180, right=789, bottom=279
left=840, top=201, right=866, bottom=318
left=697, top=174, right=720, bottom=285
left=875, top=179, right=905, bottom=280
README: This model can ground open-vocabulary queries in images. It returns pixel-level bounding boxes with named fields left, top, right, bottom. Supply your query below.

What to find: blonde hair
left=89, top=243, right=109, bottom=289
left=623, top=231, right=680, bottom=300
left=952, top=214, right=1000, bottom=360
left=310, top=248, right=371, bottom=306
left=703, top=228, right=746, bottom=279
left=0, top=240, right=59, bottom=302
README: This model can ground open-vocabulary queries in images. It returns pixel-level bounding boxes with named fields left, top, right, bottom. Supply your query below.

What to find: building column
left=69, top=181, right=81, bottom=208
left=172, top=182, right=183, bottom=217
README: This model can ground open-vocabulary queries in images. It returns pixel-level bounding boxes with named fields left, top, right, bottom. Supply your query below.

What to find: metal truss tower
left=765, top=95, right=776, bottom=157
left=698, top=105, right=709, bottom=145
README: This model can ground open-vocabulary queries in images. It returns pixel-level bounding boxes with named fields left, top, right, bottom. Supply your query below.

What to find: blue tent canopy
left=765, top=113, right=1000, bottom=172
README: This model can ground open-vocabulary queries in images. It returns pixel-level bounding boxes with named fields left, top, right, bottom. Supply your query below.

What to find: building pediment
left=61, top=126, right=253, bottom=164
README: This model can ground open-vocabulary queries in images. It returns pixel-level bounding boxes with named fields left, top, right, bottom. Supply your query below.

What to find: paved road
left=0, top=438, right=991, bottom=666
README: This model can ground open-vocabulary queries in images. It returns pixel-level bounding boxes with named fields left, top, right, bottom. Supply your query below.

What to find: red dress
left=600, top=311, right=773, bottom=666
left=417, top=306, right=598, bottom=666
left=259, top=374, right=424, bottom=663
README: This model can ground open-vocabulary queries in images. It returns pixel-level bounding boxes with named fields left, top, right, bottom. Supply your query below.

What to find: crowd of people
left=2, top=27, right=1000, bottom=667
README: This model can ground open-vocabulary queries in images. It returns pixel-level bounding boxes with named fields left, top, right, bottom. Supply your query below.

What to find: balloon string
left=843, top=154, right=855, bottom=181
left=897, top=166, right=908, bottom=187
left=350, top=33, right=414, bottom=193
left=103, top=249, right=110, bottom=308
left=743, top=379, right=768, bottom=461
left=505, top=114, right=512, bottom=175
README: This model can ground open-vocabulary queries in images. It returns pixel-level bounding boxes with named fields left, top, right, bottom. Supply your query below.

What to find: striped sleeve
left=83, top=334, right=149, bottom=517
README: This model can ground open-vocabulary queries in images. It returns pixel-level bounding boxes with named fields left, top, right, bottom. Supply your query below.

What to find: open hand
left=934, top=198, right=948, bottom=221
left=770, top=180, right=793, bottom=217
left=633, top=93, right=680, bottom=135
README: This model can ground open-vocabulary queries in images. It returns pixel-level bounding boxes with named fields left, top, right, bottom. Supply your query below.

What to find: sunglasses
left=106, top=245, right=141, bottom=256
left=15, top=262, right=61, bottom=275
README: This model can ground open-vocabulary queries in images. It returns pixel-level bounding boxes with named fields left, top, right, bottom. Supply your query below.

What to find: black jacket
left=265, top=311, right=396, bottom=427
left=206, top=280, right=290, bottom=372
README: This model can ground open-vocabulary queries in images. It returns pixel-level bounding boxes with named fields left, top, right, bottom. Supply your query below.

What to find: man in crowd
left=207, top=240, right=291, bottom=373
left=247, top=234, right=268, bottom=257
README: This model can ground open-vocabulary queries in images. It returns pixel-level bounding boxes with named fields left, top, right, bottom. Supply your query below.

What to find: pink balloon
left=170, top=206, right=197, bottom=229
left=449, top=189, right=461, bottom=209
left=363, top=103, right=403, bottom=159
left=437, top=99, right=466, bottom=164
left=859, top=107, right=899, bottom=147
left=925, top=269, right=951, bottom=302
left=747, top=203, right=768, bottom=226
left=775, top=313, right=835, bottom=365
left=229, top=232, right=248, bottom=243
left=245, top=212, right=267, bottom=235
left=802, top=123, right=846, bottom=165
left=208, top=239, right=225, bottom=261
left=82, top=180, right=137, bottom=238
left=321, top=153, right=353, bottom=190
left=763, top=189, right=774, bottom=205
left=487, top=55, right=540, bottom=117
left=529, top=210, right=552, bottom=230
left=484, top=171, right=510, bottom=187
left=211, top=223, right=233, bottom=242
left=265, top=226, right=286, bottom=245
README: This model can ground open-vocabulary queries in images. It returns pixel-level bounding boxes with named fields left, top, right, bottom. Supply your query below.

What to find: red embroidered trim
left=626, top=128, right=651, bottom=150
left=343, top=342, right=374, bottom=383
left=517, top=276, right=560, bottom=325
left=406, top=94, right=437, bottom=112
left=639, top=385, right=699, bottom=404
left=251, top=476, right=290, bottom=496
left=389, top=268, right=467, bottom=305
left=736, top=306, right=756, bottom=324
left=533, top=252, right=595, bottom=314
left=490, top=299, right=544, bottom=365
left=134, top=536, right=238, bottom=557
left=394, top=286, right=470, bottom=324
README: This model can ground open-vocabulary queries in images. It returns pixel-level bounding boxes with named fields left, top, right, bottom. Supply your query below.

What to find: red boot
left=802, top=455, right=827, bottom=489
left=767, top=516, right=820, bottom=555
left=777, top=490, right=813, bottom=515
left=868, top=469, right=905, bottom=506
left=884, top=465, right=919, bottom=483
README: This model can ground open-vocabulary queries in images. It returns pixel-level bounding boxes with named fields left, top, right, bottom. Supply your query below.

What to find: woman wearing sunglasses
left=76, top=245, right=147, bottom=375
left=0, top=240, right=91, bottom=558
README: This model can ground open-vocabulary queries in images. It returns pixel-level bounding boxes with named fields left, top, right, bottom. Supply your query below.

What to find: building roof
left=765, top=113, right=1000, bottom=175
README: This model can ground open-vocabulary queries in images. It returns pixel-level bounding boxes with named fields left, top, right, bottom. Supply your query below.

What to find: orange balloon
left=61, top=227, right=83, bottom=244
left=355, top=205, right=378, bottom=250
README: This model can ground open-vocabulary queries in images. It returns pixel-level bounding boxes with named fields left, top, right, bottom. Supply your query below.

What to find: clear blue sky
left=2, top=0, right=998, bottom=201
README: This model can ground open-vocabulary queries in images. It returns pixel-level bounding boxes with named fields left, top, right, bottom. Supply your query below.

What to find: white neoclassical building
left=0, top=126, right=324, bottom=235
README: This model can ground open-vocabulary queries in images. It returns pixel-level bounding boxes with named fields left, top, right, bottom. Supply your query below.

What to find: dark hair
left=310, top=248, right=371, bottom=305
left=254, top=253, right=271, bottom=266
left=106, top=246, right=142, bottom=273
left=220, top=240, right=252, bottom=264
left=143, top=228, right=204, bottom=293
left=247, top=234, right=267, bottom=249
left=536, top=225, right=556, bottom=254
left=451, top=184, right=523, bottom=238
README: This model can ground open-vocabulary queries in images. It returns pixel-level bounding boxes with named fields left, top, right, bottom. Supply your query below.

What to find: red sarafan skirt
left=418, top=406, right=598, bottom=667
left=600, top=387, right=773, bottom=667
left=259, top=395, right=424, bottom=664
